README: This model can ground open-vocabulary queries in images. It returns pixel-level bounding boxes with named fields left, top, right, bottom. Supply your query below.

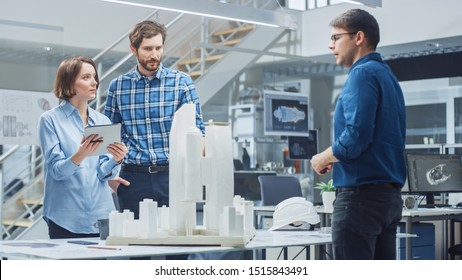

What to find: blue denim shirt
left=332, top=52, right=406, bottom=187
left=38, top=100, right=119, bottom=233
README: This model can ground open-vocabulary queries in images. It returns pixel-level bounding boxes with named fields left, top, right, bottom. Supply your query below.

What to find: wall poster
left=0, top=89, right=58, bottom=145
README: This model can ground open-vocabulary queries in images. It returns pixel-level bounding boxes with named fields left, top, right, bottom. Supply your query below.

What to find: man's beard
left=139, top=58, right=160, bottom=72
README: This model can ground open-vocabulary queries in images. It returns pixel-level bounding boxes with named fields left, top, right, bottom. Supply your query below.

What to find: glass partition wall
left=402, top=78, right=462, bottom=146
left=402, top=78, right=462, bottom=207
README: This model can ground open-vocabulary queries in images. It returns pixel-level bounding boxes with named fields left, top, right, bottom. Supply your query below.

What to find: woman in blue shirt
left=38, top=56, right=128, bottom=239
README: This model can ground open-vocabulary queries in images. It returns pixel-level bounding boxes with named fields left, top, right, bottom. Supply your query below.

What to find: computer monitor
left=263, top=90, right=309, bottom=137
left=288, top=130, right=318, bottom=160
left=406, top=153, right=462, bottom=206
left=402, top=146, right=442, bottom=193
left=234, top=171, right=277, bottom=201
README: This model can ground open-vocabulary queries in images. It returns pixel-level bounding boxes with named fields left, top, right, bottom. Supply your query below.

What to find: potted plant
left=315, top=179, right=336, bottom=212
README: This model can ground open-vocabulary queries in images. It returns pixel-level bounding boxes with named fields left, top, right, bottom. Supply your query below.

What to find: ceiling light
left=339, top=0, right=382, bottom=8
left=100, top=0, right=298, bottom=29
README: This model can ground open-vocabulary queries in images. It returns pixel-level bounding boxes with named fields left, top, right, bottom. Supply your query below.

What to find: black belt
left=336, top=183, right=400, bottom=193
left=121, top=165, right=169, bottom=173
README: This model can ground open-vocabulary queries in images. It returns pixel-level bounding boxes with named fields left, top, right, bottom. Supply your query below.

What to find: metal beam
left=100, top=0, right=298, bottom=30
left=195, top=42, right=318, bottom=62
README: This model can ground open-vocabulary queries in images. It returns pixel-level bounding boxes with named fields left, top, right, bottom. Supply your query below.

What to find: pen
left=87, top=245, right=121, bottom=251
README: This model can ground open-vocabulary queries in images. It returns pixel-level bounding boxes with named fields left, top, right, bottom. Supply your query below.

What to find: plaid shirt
left=105, top=64, right=205, bottom=166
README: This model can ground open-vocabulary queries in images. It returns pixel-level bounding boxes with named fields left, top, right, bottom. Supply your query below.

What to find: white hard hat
left=269, top=197, right=320, bottom=231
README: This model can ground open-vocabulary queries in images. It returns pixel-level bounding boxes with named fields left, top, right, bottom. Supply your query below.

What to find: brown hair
left=330, top=9, right=380, bottom=50
left=53, top=56, right=99, bottom=100
left=129, top=20, right=167, bottom=50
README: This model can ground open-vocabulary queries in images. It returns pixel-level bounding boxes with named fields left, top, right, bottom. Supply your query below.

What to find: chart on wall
left=0, top=89, right=58, bottom=145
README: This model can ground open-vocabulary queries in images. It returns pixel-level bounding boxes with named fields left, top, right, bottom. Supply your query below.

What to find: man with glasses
left=311, top=9, right=406, bottom=260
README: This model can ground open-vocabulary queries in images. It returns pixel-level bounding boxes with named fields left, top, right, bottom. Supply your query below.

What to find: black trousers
left=332, top=185, right=403, bottom=260
left=47, top=219, right=99, bottom=239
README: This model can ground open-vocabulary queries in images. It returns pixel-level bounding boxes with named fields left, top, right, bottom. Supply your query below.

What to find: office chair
left=257, top=175, right=304, bottom=259
left=448, top=244, right=462, bottom=257
left=448, top=217, right=462, bottom=259
left=257, top=174, right=304, bottom=230
left=258, top=175, right=303, bottom=206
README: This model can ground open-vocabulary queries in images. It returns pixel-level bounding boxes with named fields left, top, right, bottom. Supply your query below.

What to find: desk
left=254, top=206, right=332, bottom=259
left=401, top=207, right=462, bottom=260
left=253, top=206, right=275, bottom=228
left=255, top=206, right=460, bottom=260
left=0, top=230, right=331, bottom=260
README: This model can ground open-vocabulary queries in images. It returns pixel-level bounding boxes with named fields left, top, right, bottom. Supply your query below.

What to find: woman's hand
left=71, top=134, right=103, bottom=165
left=107, top=142, right=127, bottom=163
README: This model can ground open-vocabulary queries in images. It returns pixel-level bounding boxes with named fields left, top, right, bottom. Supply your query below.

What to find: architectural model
left=106, top=104, right=255, bottom=247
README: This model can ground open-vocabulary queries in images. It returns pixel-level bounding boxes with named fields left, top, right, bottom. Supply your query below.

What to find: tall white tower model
left=203, top=121, right=234, bottom=231
left=169, top=104, right=202, bottom=235
left=106, top=103, right=254, bottom=246
left=169, top=104, right=234, bottom=234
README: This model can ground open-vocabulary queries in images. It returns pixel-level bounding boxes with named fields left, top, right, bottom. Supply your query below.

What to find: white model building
left=106, top=104, right=255, bottom=246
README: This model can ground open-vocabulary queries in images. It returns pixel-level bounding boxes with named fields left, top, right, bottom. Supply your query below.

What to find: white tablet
left=84, top=123, right=121, bottom=156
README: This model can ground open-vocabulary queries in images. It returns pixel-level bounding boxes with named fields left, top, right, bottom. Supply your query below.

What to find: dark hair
left=129, top=20, right=167, bottom=50
left=53, top=56, right=99, bottom=100
left=329, top=9, right=380, bottom=49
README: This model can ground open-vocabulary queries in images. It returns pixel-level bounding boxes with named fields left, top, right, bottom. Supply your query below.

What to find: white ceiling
left=1, top=0, right=461, bottom=83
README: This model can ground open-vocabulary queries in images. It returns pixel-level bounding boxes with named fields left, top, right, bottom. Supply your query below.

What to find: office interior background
left=0, top=0, right=461, bottom=260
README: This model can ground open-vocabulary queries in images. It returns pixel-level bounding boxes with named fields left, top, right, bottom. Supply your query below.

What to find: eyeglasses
left=330, top=32, right=357, bottom=43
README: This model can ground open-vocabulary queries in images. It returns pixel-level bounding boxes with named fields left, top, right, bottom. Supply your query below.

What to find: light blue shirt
left=38, top=100, right=120, bottom=234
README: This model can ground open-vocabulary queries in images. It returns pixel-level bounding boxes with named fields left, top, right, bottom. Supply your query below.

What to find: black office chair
left=448, top=217, right=462, bottom=259
left=258, top=175, right=303, bottom=206
left=448, top=244, right=462, bottom=256
left=257, top=175, right=304, bottom=259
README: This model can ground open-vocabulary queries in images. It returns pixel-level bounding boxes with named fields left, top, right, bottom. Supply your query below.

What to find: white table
left=0, top=230, right=331, bottom=260
left=254, top=205, right=332, bottom=259
left=255, top=205, right=462, bottom=260
left=401, top=207, right=462, bottom=260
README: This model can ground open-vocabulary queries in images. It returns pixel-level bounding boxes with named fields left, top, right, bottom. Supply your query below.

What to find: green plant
left=315, top=179, right=335, bottom=194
